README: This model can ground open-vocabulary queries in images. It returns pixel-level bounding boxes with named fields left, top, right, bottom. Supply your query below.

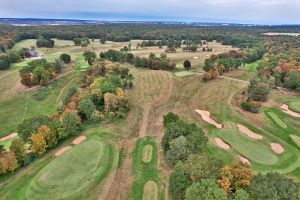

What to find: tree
left=0, top=54, right=11, bottom=70
left=78, top=97, right=96, bottom=121
left=37, top=125, right=57, bottom=148
left=248, top=78, right=270, bottom=102
left=31, top=133, right=47, bottom=155
left=183, top=60, right=192, bottom=70
left=163, top=112, right=180, bottom=127
left=60, top=53, right=71, bottom=64
left=10, top=138, right=26, bottom=166
left=218, top=162, right=253, bottom=194
left=184, top=155, right=224, bottom=182
left=18, top=115, right=50, bottom=141
left=166, top=136, right=190, bottom=166
left=83, top=51, right=97, bottom=65
left=186, top=130, right=207, bottom=153
left=232, top=189, right=250, bottom=200
left=249, top=172, right=299, bottom=200
left=0, top=151, right=17, bottom=174
left=185, top=179, right=228, bottom=200
left=62, top=112, right=80, bottom=137
left=169, top=162, right=192, bottom=200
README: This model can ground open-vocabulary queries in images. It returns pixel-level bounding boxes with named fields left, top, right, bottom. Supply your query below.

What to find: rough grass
left=265, top=111, right=288, bottom=129
left=0, top=134, right=118, bottom=200
left=142, top=145, right=153, bottom=163
left=130, top=137, right=162, bottom=200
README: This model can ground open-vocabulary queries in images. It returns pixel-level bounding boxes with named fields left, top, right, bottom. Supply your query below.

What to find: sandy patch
left=142, top=145, right=153, bottom=163
left=270, top=143, right=284, bottom=154
left=55, top=146, right=72, bottom=157
left=72, top=136, right=86, bottom=145
left=239, top=156, right=251, bottom=165
left=237, top=124, right=263, bottom=140
left=143, top=181, right=158, bottom=200
left=214, top=138, right=230, bottom=150
left=0, top=132, right=18, bottom=142
left=195, top=110, right=222, bottom=129
left=281, top=104, right=300, bottom=118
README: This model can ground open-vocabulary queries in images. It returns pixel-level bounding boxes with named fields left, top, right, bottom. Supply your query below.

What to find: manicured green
left=0, top=135, right=118, bottom=200
left=265, top=111, right=287, bottom=129
left=289, top=102, right=300, bottom=113
left=214, top=129, right=279, bottom=165
left=290, top=135, right=300, bottom=148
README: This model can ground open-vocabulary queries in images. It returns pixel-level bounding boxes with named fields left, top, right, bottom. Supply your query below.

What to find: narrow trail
left=197, top=72, right=250, bottom=84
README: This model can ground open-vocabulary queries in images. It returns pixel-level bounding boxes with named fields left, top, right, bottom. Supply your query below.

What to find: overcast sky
left=1, top=0, right=300, bottom=24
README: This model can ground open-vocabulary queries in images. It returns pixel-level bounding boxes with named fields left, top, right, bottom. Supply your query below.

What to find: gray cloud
left=1, top=0, right=300, bottom=24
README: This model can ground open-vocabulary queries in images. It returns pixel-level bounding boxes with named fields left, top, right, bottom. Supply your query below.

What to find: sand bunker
left=214, top=138, right=230, bottom=150
left=142, top=181, right=158, bottom=200
left=270, top=143, right=284, bottom=154
left=55, top=146, right=72, bottom=157
left=0, top=132, right=18, bottom=142
left=281, top=104, right=300, bottom=118
left=72, top=136, right=86, bottom=145
left=142, top=145, right=153, bottom=163
left=237, top=124, right=263, bottom=140
left=239, top=156, right=251, bottom=165
left=195, top=110, right=223, bottom=129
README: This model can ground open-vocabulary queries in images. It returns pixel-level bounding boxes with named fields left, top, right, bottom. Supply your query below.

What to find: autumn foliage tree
left=0, top=151, right=17, bottom=174
left=30, top=133, right=47, bottom=155
left=10, top=138, right=27, bottom=166
left=37, top=125, right=57, bottom=148
left=218, top=162, right=253, bottom=194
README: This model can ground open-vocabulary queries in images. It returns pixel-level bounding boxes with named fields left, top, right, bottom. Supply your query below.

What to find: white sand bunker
left=195, top=110, right=223, bottom=129
left=281, top=104, right=300, bottom=118
left=55, top=146, right=72, bottom=157
left=215, top=138, right=230, bottom=150
left=271, top=143, right=284, bottom=154
left=72, top=136, right=86, bottom=145
left=239, top=156, right=251, bottom=165
left=237, top=124, right=263, bottom=140
left=0, top=132, right=18, bottom=142
left=143, top=181, right=158, bottom=200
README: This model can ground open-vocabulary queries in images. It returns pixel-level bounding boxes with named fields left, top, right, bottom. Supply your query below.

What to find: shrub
left=60, top=53, right=71, bottom=64
left=241, top=101, right=261, bottom=113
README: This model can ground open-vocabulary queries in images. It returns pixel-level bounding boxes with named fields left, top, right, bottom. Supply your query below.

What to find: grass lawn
left=290, top=135, right=300, bottom=148
left=243, top=60, right=261, bottom=72
left=174, top=71, right=195, bottom=77
left=130, top=137, right=162, bottom=200
left=0, top=134, right=118, bottom=200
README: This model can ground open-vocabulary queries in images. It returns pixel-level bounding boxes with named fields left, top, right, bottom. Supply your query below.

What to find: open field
left=130, top=40, right=238, bottom=72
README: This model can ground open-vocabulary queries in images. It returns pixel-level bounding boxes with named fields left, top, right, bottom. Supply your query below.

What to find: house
left=29, top=50, right=39, bottom=57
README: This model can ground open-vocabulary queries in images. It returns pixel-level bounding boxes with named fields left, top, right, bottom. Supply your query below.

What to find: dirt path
left=103, top=139, right=136, bottom=200
left=197, top=72, right=250, bottom=84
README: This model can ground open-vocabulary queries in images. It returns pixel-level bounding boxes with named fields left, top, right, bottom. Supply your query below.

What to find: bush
left=33, top=87, right=51, bottom=101
left=241, top=101, right=261, bottom=113
left=60, top=53, right=71, bottom=64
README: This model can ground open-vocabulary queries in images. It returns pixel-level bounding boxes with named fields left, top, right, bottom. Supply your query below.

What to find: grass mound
left=142, top=181, right=158, bottom=200
left=174, top=71, right=194, bottom=77
left=215, top=129, right=279, bottom=165
left=25, top=136, right=117, bottom=200
left=265, top=111, right=287, bottom=129
left=290, top=135, right=300, bottom=148
left=142, top=145, right=153, bottom=163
